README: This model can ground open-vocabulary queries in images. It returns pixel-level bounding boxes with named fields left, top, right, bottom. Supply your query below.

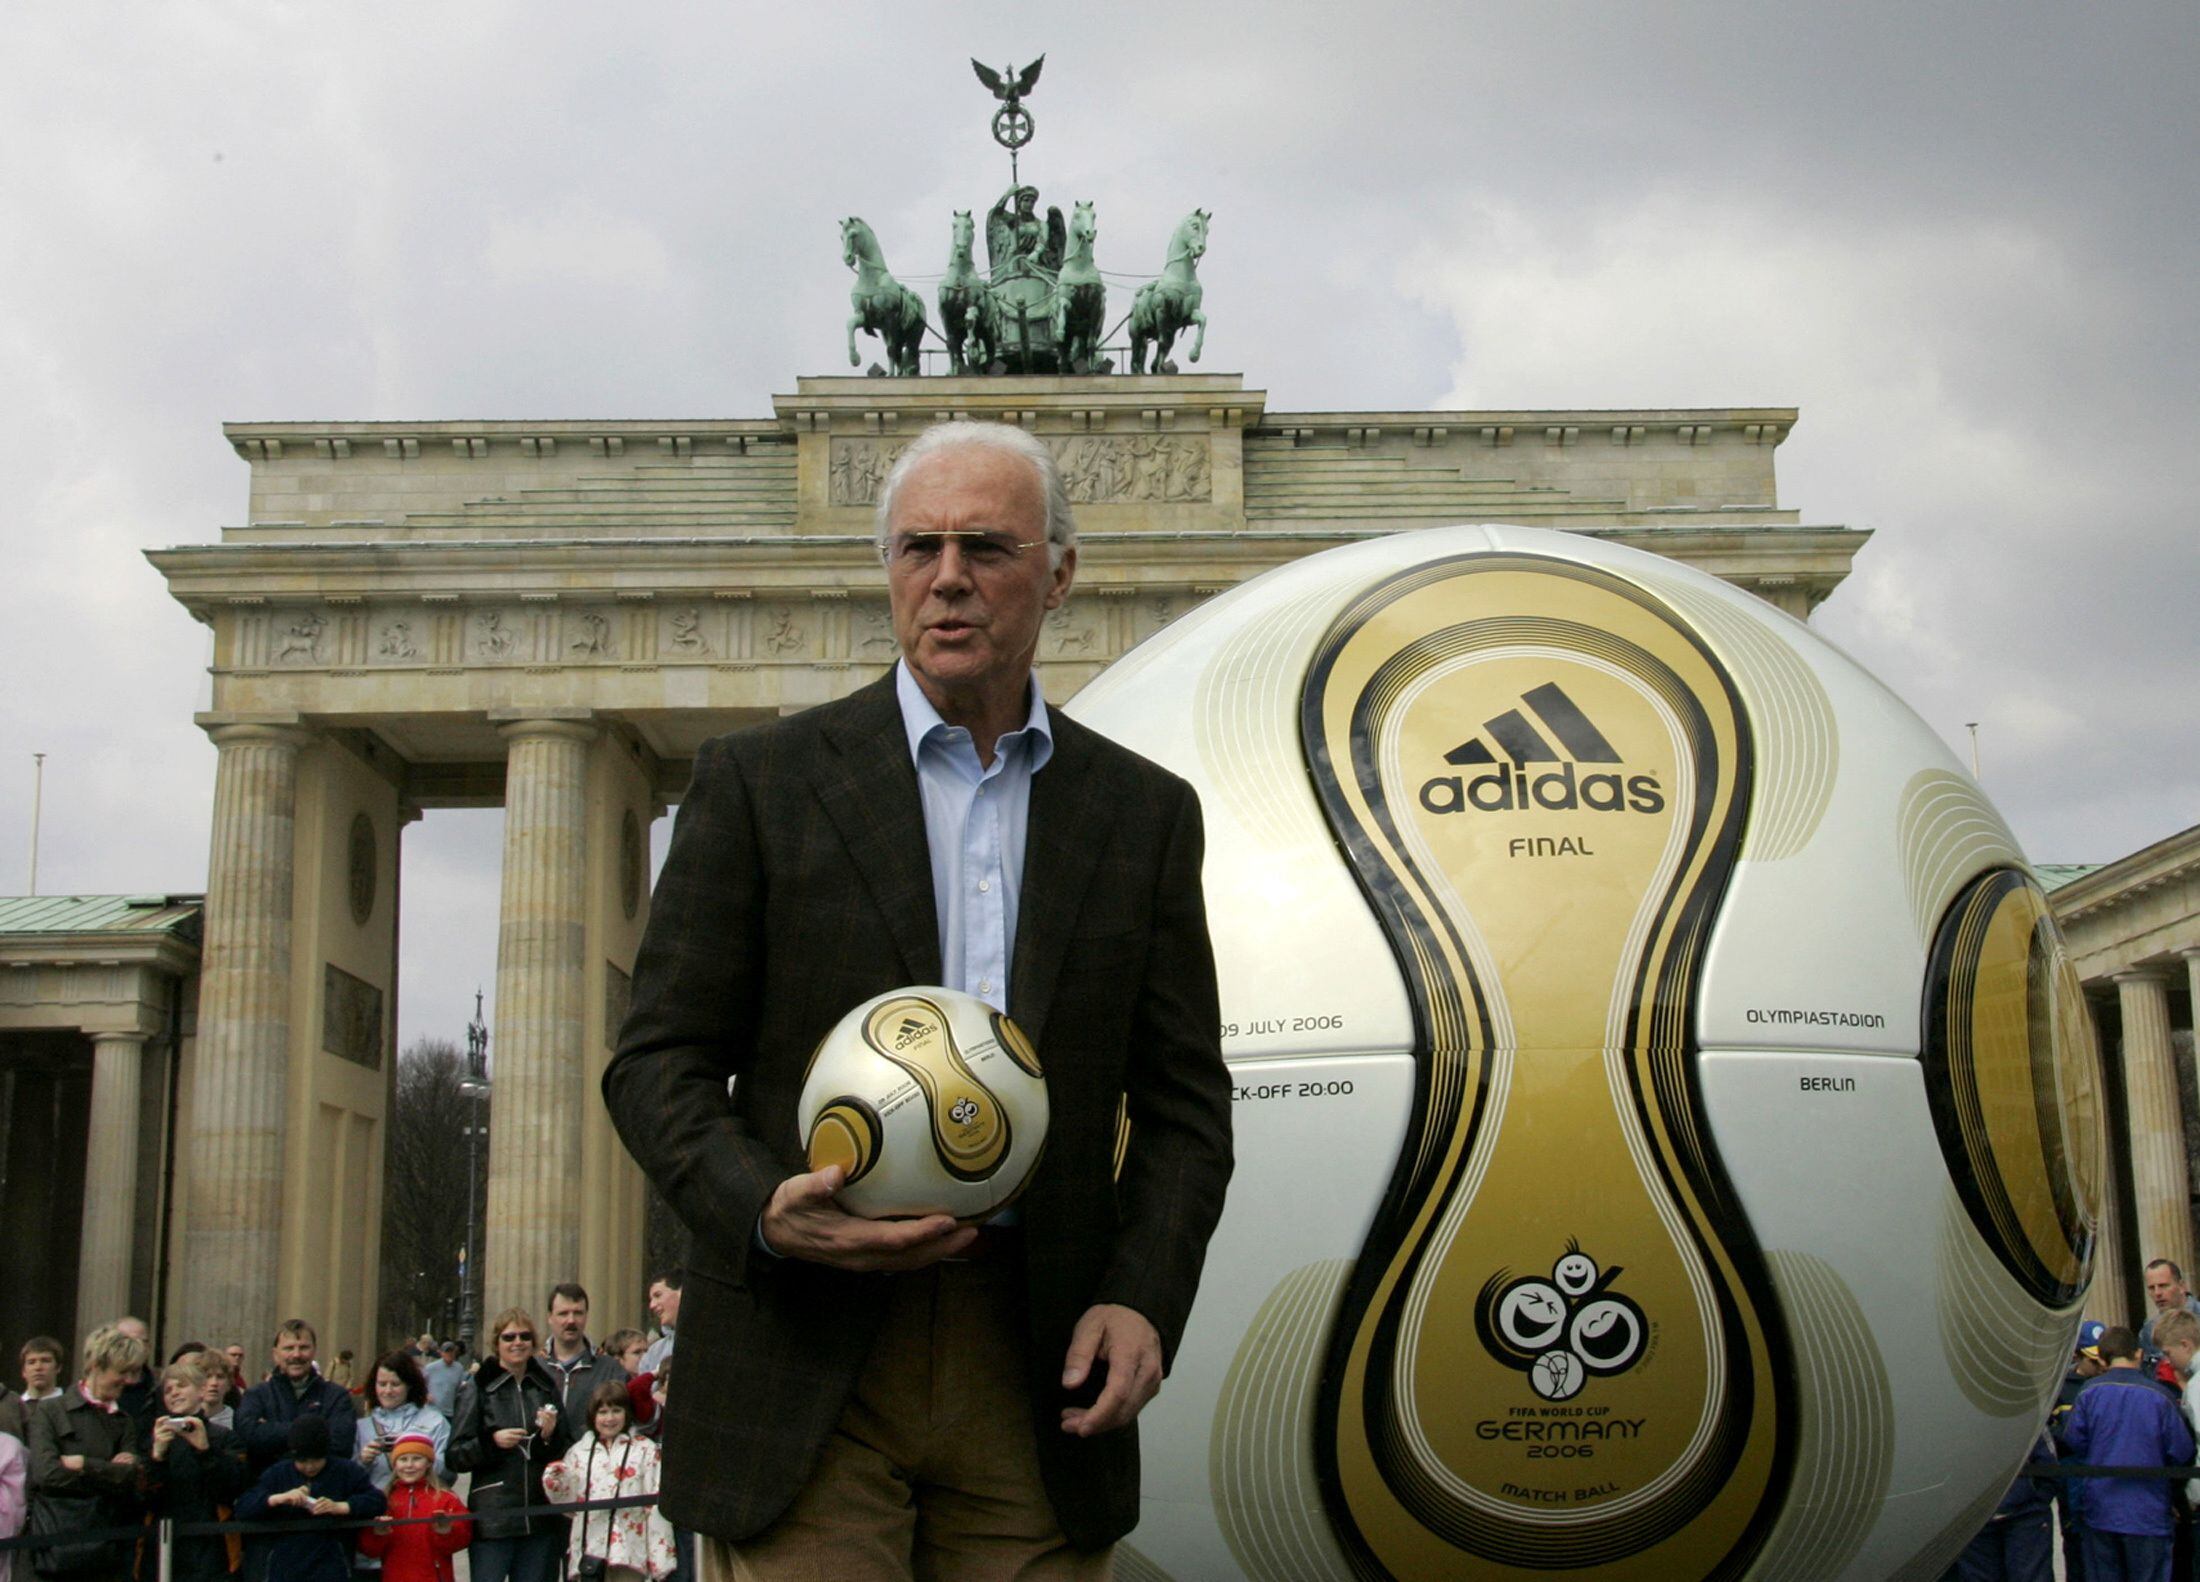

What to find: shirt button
left=979, top=980, right=993, bottom=995
left=977, top=879, right=991, bottom=894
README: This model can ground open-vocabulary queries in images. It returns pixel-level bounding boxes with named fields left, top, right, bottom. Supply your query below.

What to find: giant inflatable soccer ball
left=1067, top=524, right=2103, bottom=1582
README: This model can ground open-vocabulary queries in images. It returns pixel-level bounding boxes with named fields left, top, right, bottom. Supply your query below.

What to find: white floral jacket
left=542, top=1433, right=676, bottom=1580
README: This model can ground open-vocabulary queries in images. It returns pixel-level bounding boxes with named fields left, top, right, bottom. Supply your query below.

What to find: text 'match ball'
left=798, top=986, right=1049, bottom=1222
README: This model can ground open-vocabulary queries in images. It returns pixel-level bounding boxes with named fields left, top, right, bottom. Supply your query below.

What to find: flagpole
left=28, top=751, right=45, bottom=895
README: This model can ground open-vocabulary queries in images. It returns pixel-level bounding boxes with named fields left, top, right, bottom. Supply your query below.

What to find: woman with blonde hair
left=543, top=1381, right=675, bottom=1582
left=25, top=1324, right=151, bottom=1582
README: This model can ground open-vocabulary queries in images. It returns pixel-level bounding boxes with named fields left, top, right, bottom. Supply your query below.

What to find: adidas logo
left=893, top=1016, right=929, bottom=1049
left=1419, top=683, right=1666, bottom=816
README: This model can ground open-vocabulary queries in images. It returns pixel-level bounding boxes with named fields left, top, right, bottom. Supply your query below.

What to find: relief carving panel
left=829, top=434, right=1212, bottom=507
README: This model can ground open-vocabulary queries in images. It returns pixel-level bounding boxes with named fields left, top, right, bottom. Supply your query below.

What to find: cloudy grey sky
left=3, top=1, right=2192, bottom=1054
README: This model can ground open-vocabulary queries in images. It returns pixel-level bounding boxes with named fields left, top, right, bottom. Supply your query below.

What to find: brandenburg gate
left=147, top=369, right=1862, bottom=1357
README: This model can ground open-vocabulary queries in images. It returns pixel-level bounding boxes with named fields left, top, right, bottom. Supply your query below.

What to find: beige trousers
left=701, top=1257, right=1112, bottom=1582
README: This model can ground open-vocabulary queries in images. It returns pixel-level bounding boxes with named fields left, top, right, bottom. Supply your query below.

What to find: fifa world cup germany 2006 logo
left=1475, top=1243, right=1648, bottom=1402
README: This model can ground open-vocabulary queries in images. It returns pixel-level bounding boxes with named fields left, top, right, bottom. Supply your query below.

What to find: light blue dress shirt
left=894, top=659, right=1055, bottom=1012
left=758, top=666, right=1053, bottom=1252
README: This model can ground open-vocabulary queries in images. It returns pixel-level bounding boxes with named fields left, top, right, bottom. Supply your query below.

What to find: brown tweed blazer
left=603, top=672, right=1234, bottom=1550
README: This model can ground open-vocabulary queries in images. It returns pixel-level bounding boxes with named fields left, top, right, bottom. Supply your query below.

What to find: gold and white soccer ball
left=1068, top=523, right=2105, bottom=1582
left=797, top=986, right=1049, bottom=1222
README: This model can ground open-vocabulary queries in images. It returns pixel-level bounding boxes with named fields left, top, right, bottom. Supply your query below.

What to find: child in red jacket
left=358, top=1433, right=470, bottom=1582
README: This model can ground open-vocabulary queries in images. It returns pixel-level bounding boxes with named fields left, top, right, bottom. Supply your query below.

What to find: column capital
left=88, top=1030, right=146, bottom=1050
left=491, top=710, right=598, bottom=747
left=2113, top=968, right=2171, bottom=987
left=203, top=720, right=314, bottom=751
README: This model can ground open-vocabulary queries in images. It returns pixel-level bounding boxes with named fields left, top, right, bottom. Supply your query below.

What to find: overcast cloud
left=2, top=1, right=2191, bottom=1053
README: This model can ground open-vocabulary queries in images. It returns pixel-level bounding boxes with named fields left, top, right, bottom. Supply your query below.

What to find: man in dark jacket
left=233, top=1321, right=357, bottom=1479
left=539, top=1284, right=628, bottom=1426
left=606, top=423, right=1233, bottom=1577
left=236, top=1415, right=384, bottom=1582
left=2059, top=1326, right=2194, bottom=1582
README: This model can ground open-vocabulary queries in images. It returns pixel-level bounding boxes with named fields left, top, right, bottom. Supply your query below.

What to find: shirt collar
left=895, top=661, right=1053, bottom=771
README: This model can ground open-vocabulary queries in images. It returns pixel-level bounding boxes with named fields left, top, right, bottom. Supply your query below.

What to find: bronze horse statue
left=938, top=210, right=1001, bottom=376
left=1054, top=200, right=1106, bottom=374
left=842, top=216, right=926, bottom=377
left=1128, top=208, right=1210, bottom=375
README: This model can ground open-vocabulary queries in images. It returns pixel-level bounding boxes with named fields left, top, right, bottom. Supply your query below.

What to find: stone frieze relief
left=829, top=434, right=1211, bottom=507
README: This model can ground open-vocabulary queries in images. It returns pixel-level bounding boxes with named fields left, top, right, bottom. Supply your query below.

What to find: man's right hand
left=759, top=1165, right=975, bottom=1272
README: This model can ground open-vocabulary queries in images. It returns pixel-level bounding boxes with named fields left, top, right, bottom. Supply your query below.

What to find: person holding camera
left=354, top=1354, right=449, bottom=1492
left=137, top=1359, right=248, bottom=1582
left=543, top=1382, right=675, bottom=1582
left=446, top=1309, right=573, bottom=1582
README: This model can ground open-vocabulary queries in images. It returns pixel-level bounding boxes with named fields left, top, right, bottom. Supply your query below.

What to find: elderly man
left=607, top=421, right=1234, bottom=1579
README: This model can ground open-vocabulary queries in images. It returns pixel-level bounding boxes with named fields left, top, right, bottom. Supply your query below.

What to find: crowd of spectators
left=1952, top=1255, right=2200, bottom=1582
left=0, top=1270, right=682, bottom=1582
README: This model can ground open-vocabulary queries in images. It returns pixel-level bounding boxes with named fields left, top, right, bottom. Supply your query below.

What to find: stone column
left=484, top=717, right=597, bottom=1321
left=76, top=1032, right=145, bottom=1326
left=2116, top=970, right=2194, bottom=1287
left=179, top=724, right=307, bottom=1346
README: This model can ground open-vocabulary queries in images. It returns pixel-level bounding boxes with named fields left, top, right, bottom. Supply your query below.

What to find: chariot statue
left=836, top=54, right=1213, bottom=377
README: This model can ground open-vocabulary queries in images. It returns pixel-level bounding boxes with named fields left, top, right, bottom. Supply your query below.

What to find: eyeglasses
left=882, top=531, right=1050, bottom=572
left=497, top=1332, right=534, bottom=1344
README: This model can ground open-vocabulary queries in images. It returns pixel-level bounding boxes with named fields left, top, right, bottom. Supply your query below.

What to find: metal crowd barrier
left=0, top=1492, right=663, bottom=1582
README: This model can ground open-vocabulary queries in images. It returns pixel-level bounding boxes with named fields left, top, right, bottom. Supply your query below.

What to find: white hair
left=873, top=422, right=1077, bottom=568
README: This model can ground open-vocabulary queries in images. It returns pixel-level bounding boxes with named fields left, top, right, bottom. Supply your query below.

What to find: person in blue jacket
left=236, top=1415, right=386, bottom=1582
left=2059, top=1325, right=2194, bottom=1582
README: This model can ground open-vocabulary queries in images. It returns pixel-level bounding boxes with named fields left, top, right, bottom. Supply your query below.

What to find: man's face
left=2166, top=1338, right=2200, bottom=1378
left=2147, top=1266, right=2186, bottom=1311
left=116, top=1318, right=148, bottom=1373
left=2076, top=1353, right=2105, bottom=1378
left=274, top=1334, right=315, bottom=1379
left=223, top=1346, right=245, bottom=1374
left=886, top=448, right=1072, bottom=711
left=22, top=1351, right=57, bottom=1393
left=548, top=1295, right=588, bottom=1348
left=647, top=1282, right=680, bottom=1328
